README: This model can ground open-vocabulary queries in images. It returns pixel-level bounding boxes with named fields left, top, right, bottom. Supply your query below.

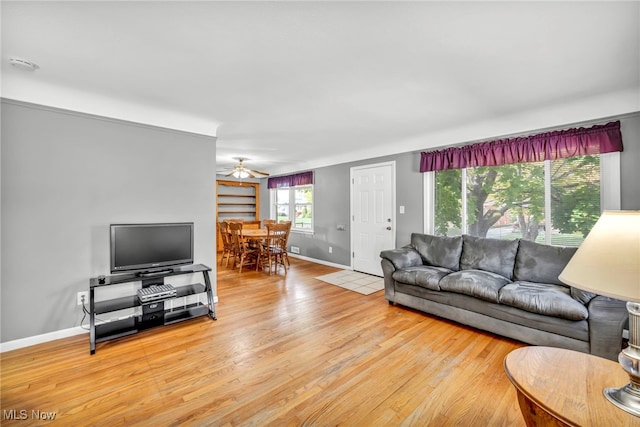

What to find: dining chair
left=262, top=219, right=276, bottom=228
left=228, top=221, right=259, bottom=273
left=224, top=218, right=245, bottom=223
left=259, top=222, right=289, bottom=275
left=280, top=220, right=292, bottom=267
left=218, top=221, right=233, bottom=267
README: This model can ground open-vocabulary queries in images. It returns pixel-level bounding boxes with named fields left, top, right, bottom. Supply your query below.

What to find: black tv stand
left=89, top=264, right=216, bottom=354
left=137, top=268, right=174, bottom=277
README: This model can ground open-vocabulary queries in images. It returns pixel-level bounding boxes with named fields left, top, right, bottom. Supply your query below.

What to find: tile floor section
left=314, top=270, right=385, bottom=295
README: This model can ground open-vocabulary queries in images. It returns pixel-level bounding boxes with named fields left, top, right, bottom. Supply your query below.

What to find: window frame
left=423, top=152, right=621, bottom=243
left=270, top=184, right=314, bottom=234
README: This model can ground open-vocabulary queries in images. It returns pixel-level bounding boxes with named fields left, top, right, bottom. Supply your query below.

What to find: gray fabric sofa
left=380, top=233, right=628, bottom=361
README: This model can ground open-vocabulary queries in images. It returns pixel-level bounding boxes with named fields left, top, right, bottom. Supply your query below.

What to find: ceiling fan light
left=232, top=169, right=249, bottom=179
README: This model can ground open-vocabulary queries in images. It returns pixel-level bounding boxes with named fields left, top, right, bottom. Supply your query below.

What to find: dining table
left=240, top=228, right=268, bottom=239
left=240, top=229, right=269, bottom=254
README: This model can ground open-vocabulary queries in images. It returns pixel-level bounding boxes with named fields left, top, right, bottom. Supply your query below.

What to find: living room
left=2, top=1, right=640, bottom=425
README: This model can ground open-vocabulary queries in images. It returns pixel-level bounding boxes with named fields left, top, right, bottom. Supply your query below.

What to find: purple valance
left=267, top=171, right=314, bottom=189
left=420, top=121, right=623, bottom=172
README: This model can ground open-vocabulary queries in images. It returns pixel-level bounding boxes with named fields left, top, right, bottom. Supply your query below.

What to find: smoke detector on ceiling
left=9, top=57, right=39, bottom=71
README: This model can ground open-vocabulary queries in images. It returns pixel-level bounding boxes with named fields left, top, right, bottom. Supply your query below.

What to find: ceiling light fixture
left=9, top=57, right=39, bottom=71
left=224, top=157, right=269, bottom=179
left=232, top=170, right=249, bottom=179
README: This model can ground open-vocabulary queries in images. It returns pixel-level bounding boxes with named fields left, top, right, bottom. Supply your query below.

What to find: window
left=424, top=121, right=622, bottom=247
left=434, top=169, right=462, bottom=237
left=431, top=154, right=609, bottom=246
left=275, top=188, right=290, bottom=223
left=272, top=184, right=314, bottom=232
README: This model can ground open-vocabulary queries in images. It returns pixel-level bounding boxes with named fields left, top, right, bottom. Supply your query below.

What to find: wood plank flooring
left=1, top=257, right=526, bottom=426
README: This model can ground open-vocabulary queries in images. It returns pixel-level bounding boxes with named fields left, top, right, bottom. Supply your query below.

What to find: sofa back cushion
left=513, top=239, right=577, bottom=286
left=460, top=235, right=519, bottom=279
left=411, top=233, right=463, bottom=271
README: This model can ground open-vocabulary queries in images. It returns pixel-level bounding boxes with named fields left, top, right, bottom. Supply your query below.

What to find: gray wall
left=260, top=152, right=425, bottom=267
left=262, top=114, right=640, bottom=267
left=1, top=100, right=217, bottom=343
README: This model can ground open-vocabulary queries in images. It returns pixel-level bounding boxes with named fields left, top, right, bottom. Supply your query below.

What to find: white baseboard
left=0, top=326, right=88, bottom=353
left=288, top=253, right=351, bottom=270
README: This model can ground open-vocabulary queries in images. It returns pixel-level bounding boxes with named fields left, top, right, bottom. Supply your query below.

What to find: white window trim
left=601, top=152, right=621, bottom=210
left=543, top=160, right=552, bottom=245
left=423, top=171, right=435, bottom=234
left=461, top=168, right=468, bottom=236
left=423, top=152, right=621, bottom=240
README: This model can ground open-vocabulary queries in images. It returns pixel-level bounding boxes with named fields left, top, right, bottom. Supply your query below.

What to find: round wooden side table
left=504, top=346, right=640, bottom=426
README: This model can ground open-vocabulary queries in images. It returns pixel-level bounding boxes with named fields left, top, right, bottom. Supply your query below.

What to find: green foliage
left=434, top=169, right=462, bottom=236
left=296, top=188, right=313, bottom=204
left=550, top=155, right=600, bottom=237
left=434, top=155, right=600, bottom=242
left=465, top=163, right=545, bottom=239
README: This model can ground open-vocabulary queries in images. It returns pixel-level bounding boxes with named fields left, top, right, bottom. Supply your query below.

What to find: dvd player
left=138, top=284, right=177, bottom=303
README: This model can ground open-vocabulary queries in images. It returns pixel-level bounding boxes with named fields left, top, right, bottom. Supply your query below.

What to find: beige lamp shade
left=559, top=210, right=640, bottom=303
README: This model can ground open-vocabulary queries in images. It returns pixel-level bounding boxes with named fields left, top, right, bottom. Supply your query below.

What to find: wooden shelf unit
left=216, top=180, right=261, bottom=251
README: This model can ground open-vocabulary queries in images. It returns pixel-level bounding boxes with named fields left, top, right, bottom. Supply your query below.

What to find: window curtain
left=420, top=121, right=623, bottom=172
left=267, top=171, right=314, bottom=189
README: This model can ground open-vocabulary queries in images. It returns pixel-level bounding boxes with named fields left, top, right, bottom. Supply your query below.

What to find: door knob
left=386, top=226, right=392, bottom=230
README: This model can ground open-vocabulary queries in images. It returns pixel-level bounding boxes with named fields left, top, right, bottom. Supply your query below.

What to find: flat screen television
left=110, top=222, right=194, bottom=275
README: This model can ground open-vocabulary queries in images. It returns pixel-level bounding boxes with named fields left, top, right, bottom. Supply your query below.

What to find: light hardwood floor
left=1, top=257, right=526, bottom=426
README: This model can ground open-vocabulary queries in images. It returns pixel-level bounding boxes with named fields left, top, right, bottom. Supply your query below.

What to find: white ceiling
left=2, top=1, right=639, bottom=176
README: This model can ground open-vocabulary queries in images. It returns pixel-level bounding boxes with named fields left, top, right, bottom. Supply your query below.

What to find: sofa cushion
left=411, top=233, right=463, bottom=271
left=392, top=266, right=452, bottom=291
left=439, top=270, right=511, bottom=303
left=499, top=281, right=589, bottom=321
left=460, top=235, right=519, bottom=279
left=570, top=287, right=598, bottom=305
left=513, top=239, right=577, bottom=285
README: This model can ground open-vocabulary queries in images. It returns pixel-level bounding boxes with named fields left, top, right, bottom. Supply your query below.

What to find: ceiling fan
left=223, top=157, right=270, bottom=179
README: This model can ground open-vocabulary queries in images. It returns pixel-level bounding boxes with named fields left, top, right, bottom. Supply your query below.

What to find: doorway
left=350, top=161, right=396, bottom=276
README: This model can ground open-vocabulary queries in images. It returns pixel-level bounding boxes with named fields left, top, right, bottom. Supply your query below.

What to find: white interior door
left=351, top=162, right=395, bottom=276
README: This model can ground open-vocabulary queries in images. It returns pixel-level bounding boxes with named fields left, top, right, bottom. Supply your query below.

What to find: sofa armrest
left=381, top=259, right=397, bottom=302
left=588, top=296, right=629, bottom=361
left=379, top=246, right=422, bottom=270
left=380, top=247, right=422, bottom=304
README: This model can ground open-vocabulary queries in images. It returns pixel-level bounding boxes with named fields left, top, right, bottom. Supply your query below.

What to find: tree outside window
left=434, top=154, right=600, bottom=246
left=434, top=169, right=462, bottom=237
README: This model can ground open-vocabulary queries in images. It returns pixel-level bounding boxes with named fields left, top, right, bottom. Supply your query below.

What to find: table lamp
left=559, top=210, right=640, bottom=417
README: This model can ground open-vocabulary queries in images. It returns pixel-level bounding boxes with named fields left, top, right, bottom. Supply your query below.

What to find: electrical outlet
left=329, top=246, right=333, bottom=253
left=77, top=291, right=89, bottom=306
